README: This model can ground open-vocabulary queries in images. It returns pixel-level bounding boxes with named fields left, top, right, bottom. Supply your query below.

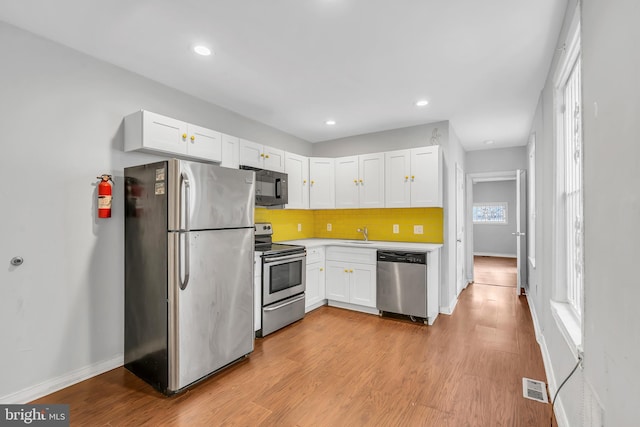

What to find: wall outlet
left=327, top=223, right=332, bottom=231
left=393, top=224, right=399, bottom=234
left=297, top=224, right=302, bottom=232
left=414, top=225, right=424, bottom=234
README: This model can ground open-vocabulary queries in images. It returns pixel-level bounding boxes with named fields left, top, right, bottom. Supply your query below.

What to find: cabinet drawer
left=306, top=247, right=325, bottom=264
left=326, top=246, right=376, bottom=264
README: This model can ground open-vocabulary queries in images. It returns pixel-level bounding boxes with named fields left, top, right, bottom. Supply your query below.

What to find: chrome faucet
left=357, top=226, right=368, bottom=241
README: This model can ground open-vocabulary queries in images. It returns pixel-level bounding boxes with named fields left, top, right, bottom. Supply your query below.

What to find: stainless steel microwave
left=240, top=166, right=288, bottom=206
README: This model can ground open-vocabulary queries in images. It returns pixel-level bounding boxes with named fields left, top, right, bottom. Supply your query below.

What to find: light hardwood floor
left=474, top=256, right=518, bottom=287
left=33, top=284, right=551, bottom=426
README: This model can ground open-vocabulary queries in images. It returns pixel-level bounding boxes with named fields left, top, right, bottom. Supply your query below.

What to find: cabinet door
left=285, top=152, right=309, bottom=209
left=221, top=134, right=240, bottom=169
left=239, top=139, right=264, bottom=168
left=142, top=111, right=188, bottom=155
left=187, top=124, right=222, bottom=162
left=335, top=156, right=359, bottom=208
left=359, top=153, right=385, bottom=208
left=309, top=158, right=335, bottom=209
left=350, top=263, right=376, bottom=308
left=384, top=149, right=411, bottom=207
left=305, top=263, right=325, bottom=309
left=263, top=146, right=285, bottom=172
left=325, top=261, right=349, bottom=302
left=410, top=146, right=442, bottom=207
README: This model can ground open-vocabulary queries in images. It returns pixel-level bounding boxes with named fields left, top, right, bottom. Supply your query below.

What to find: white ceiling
left=0, top=0, right=567, bottom=150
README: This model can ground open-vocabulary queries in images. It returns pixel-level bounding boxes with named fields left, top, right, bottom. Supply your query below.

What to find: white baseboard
left=327, top=300, right=378, bottom=315
left=305, top=299, right=327, bottom=313
left=473, top=252, right=517, bottom=258
left=0, top=354, right=124, bottom=404
left=440, top=296, right=458, bottom=315
left=526, top=295, right=569, bottom=427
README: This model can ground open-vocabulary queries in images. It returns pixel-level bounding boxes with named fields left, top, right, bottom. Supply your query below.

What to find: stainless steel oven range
left=255, top=223, right=306, bottom=337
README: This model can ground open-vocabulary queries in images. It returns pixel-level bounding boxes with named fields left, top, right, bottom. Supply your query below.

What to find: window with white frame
left=472, top=202, right=508, bottom=224
left=555, top=17, right=583, bottom=320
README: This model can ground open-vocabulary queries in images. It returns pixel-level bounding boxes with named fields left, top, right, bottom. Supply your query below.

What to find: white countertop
left=280, top=238, right=442, bottom=252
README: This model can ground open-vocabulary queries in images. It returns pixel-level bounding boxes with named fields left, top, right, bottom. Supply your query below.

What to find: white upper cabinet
left=239, top=139, right=285, bottom=172
left=220, top=134, right=240, bottom=169
left=410, top=146, right=442, bottom=206
left=309, top=158, right=335, bottom=209
left=124, top=110, right=222, bottom=162
left=358, top=153, right=385, bottom=208
left=285, top=152, right=310, bottom=209
left=385, top=146, right=442, bottom=208
left=335, top=153, right=384, bottom=208
left=335, top=156, right=359, bottom=208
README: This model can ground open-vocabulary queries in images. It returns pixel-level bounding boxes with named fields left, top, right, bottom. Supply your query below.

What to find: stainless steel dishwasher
left=376, top=250, right=428, bottom=322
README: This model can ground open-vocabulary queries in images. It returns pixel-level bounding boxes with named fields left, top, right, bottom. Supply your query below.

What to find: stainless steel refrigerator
left=124, top=159, right=255, bottom=395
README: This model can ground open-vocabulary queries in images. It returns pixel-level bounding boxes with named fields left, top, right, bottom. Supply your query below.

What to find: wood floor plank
left=30, top=283, right=553, bottom=426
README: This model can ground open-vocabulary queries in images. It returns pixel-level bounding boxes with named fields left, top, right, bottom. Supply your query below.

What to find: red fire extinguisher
left=97, top=174, right=113, bottom=218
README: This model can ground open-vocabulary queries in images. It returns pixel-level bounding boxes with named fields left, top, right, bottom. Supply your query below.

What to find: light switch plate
left=393, top=224, right=399, bottom=234
left=414, top=225, right=424, bottom=234
left=327, top=223, right=332, bottom=231
left=298, top=224, right=302, bottom=232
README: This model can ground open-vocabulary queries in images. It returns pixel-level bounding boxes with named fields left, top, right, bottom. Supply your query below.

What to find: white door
left=359, top=153, right=385, bottom=208
left=325, top=262, right=349, bottom=302
left=350, top=264, right=376, bottom=308
left=384, top=150, right=411, bottom=207
left=309, top=158, right=335, bottom=209
left=456, top=164, right=465, bottom=295
left=284, top=152, right=309, bottom=209
left=220, top=134, right=240, bottom=169
left=239, top=139, right=263, bottom=168
left=263, top=146, right=285, bottom=172
left=143, top=111, right=188, bottom=155
left=410, top=146, right=441, bottom=207
left=335, top=156, right=359, bottom=208
left=515, top=169, right=528, bottom=295
left=187, top=124, right=222, bottom=162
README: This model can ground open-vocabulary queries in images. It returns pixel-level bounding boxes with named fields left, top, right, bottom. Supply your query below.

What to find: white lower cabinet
left=325, top=247, right=376, bottom=310
left=305, top=247, right=326, bottom=311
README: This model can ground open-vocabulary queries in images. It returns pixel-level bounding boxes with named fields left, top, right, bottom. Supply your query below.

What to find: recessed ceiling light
left=325, top=120, right=336, bottom=126
left=415, top=100, right=429, bottom=107
left=484, top=140, right=495, bottom=145
left=193, top=45, right=212, bottom=56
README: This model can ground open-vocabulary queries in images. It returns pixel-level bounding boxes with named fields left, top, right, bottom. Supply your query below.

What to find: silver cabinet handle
left=263, top=294, right=305, bottom=311
left=179, top=172, right=191, bottom=291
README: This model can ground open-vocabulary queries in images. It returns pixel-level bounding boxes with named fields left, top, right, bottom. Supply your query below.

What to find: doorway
left=465, top=170, right=527, bottom=294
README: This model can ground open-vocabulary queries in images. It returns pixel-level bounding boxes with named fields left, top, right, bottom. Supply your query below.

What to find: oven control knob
left=266, top=225, right=271, bottom=230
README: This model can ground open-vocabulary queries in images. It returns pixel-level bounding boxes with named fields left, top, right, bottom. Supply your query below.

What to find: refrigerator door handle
left=179, top=172, right=191, bottom=290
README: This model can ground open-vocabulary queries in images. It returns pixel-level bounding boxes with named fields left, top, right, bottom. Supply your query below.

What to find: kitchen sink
left=346, top=241, right=373, bottom=244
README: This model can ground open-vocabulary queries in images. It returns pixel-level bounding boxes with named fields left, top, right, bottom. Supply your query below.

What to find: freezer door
left=168, top=159, right=255, bottom=231
left=168, top=227, right=254, bottom=391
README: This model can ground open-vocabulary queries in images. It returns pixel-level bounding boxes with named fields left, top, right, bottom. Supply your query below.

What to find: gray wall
left=312, top=121, right=449, bottom=156
left=472, top=181, right=517, bottom=257
left=0, top=22, right=311, bottom=402
left=525, top=0, right=640, bottom=425
left=466, top=146, right=526, bottom=173
left=582, top=0, right=640, bottom=424
left=312, top=122, right=466, bottom=313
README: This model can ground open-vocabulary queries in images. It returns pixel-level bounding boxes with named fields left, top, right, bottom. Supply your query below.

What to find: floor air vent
left=522, top=377, right=548, bottom=403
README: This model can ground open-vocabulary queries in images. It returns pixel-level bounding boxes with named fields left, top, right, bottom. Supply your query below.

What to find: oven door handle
left=263, top=253, right=306, bottom=264
left=263, top=294, right=306, bottom=312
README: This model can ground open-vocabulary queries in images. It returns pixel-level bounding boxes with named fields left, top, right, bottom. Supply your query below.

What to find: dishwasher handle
left=377, top=250, right=426, bottom=264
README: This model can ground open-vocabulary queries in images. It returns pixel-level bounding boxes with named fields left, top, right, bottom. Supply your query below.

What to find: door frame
left=465, top=170, right=519, bottom=286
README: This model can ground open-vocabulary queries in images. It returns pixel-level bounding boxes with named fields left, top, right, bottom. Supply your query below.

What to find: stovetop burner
left=254, top=222, right=305, bottom=256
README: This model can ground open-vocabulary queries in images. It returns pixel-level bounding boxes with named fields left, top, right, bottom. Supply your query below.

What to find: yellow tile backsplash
left=254, top=207, right=443, bottom=243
